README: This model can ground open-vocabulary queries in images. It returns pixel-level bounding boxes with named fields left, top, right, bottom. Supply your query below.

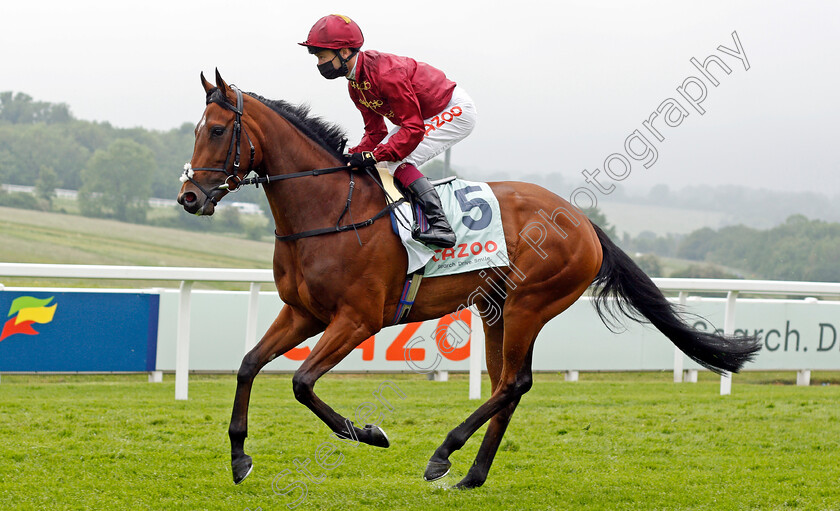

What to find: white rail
left=0, top=263, right=274, bottom=283
left=653, top=278, right=840, bottom=394
left=653, top=278, right=840, bottom=297
left=2, top=263, right=839, bottom=399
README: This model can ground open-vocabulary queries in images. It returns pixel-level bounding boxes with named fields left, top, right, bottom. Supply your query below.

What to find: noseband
left=180, top=85, right=256, bottom=204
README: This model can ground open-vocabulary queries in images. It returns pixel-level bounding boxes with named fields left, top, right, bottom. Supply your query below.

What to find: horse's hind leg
left=229, top=306, right=324, bottom=484
left=424, top=311, right=538, bottom=482
left=456, top=398, right=522, bottom=488
left=453, top=318, right=527, bottom=489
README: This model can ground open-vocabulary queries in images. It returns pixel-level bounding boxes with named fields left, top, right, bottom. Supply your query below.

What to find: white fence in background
left=1, top=184, right=261, bottom=214
left=1, top=263, right=839, bottom=400
left=2, top=184, right=79, bottom=199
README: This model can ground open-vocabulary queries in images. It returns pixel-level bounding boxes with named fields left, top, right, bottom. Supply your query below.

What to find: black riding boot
left=407, top=177, right=456, bottom=248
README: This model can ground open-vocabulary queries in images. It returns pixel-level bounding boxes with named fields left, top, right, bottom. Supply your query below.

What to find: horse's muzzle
left=177, top=189, right=215, bottom=215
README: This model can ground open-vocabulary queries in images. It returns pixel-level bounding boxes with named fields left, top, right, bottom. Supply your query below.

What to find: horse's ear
left=214, top=68, right=229, bottom=92
left=200, top=71, right=214, bottom=93
left=214, top=68, right=237, bottom=103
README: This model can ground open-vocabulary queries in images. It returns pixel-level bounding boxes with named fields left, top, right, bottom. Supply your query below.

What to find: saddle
left=367, top=166, right=508, bottom=324
left=373, top=164, right=456, bottom=234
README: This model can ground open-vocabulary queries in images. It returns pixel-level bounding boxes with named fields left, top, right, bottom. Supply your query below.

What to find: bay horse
left=177, top=70, right=761, bottom=489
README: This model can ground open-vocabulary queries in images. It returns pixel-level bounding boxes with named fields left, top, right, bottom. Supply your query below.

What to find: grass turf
left=1, top=372, right=839, bottom=510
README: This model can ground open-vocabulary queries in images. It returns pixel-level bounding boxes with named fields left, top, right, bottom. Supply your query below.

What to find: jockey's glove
left=346, top=151, right=377, bottom=169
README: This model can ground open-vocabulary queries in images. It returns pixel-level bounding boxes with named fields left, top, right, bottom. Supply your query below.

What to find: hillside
left=0, top=206, right=275, bottom=289
left=597, top=201, right=727, bottom=237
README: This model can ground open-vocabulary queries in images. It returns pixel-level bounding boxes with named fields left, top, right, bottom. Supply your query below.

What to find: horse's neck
left=258, top=120, right=377, bottom=239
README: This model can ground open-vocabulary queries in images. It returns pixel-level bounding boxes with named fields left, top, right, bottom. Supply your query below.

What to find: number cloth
left=347, top=51, right=476, bottom=168
left=390, top=179, right=508, bottom=277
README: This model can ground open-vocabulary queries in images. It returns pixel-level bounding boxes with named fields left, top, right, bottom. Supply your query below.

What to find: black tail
left=590, top=223, right=761, bottom=374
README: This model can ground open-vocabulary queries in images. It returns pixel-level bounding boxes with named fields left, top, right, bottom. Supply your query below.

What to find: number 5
left=454, top=185, right=492, bottom=231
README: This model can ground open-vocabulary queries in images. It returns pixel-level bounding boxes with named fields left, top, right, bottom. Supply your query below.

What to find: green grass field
left=1, top=372, right=839, bottom=510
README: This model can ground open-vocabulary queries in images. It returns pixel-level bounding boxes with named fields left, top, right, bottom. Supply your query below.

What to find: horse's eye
left=210, top=126, right=225, bottom=136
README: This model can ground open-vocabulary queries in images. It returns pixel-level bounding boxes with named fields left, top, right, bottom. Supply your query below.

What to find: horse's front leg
left=229, top=305, right=324, bottom=484
left=291, top=313, right=390, bottom=448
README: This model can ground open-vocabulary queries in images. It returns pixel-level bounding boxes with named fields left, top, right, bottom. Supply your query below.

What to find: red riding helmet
left=299, top=14, right=364, bottom=50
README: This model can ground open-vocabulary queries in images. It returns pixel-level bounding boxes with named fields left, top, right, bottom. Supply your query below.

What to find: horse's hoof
left=365, top=424, right=390, bottom=448
left=232, top=454, right=253, bottom=485
left=423, top=459, right=451, bottom=481
left=453, top=474, right=485, bottom=489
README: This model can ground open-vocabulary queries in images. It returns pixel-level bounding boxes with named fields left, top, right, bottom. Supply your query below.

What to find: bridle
left=180, top=85, right=256, bottom=204
left=181, top=85, right=404, bottom=242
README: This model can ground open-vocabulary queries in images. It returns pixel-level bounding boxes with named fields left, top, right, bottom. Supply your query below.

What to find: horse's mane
left=245, top=92, right=348, bottom=160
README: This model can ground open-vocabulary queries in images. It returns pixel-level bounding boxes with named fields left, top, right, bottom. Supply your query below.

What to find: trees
left=0, top=92, right=72, bottom=124
left=676, top=227, right=717, bottom=260
left=668, top=215, right=840, bottom=282
left=582, top=206, right=618, bottom=240
left=35, top=165, right=60, bottom=209
left=633, top=253, right=663, bottom=277
left=79, top=139, right=155, bottom=222
left=148, top=122, right=195, bottom=199
left=0, top=122, right=91, bottom=189
left=670, top=264, right=741, bottom=279
left=0, top=91, right=196, bottom=196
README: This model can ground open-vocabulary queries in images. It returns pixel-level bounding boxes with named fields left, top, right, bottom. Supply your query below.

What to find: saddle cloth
left=380, top=166, right=509, bottom=278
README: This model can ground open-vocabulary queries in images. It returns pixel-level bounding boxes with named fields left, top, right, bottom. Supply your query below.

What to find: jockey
left=299, top=14, right=476, bottom=249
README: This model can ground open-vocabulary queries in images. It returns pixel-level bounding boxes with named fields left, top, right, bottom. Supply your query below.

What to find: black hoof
left=423, top=458, right=451, bottom=481
left=453, top=473, right=486, bottom=489
left=365, top=424, right=390, bottom=448
left=334, top=423, right=391, bottom=448
left=232, top=454, right=253, bottom=485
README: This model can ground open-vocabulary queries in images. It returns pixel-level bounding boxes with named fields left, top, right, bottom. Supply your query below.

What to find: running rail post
left=673, top=291, right=687, bottom=383
left=720, top=290, right=738, bottom=396
left=244, top=282, right=261, bottom=354
left=175, top=280, right=193, bottom=400
left=469, top=307, right=483, bottom=400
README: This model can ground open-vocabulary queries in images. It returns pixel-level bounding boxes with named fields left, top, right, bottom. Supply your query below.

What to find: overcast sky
left=3, top=1, right=838, bottom=199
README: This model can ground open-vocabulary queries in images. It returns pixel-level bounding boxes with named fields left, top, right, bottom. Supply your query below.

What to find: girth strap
left=392, top=271, right=425, bottom=325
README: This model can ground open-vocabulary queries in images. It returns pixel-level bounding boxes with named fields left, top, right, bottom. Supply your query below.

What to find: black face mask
left=316, top=49, right=356, bottom=80
left=318, top=57, right=346, bottom=80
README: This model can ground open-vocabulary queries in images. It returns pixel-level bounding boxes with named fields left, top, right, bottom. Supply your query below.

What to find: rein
left=238, top=163, right=348, bottom=186
left=185, top=87, right=402, bottom=242
left=267, top=165, right=404, bottom=243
